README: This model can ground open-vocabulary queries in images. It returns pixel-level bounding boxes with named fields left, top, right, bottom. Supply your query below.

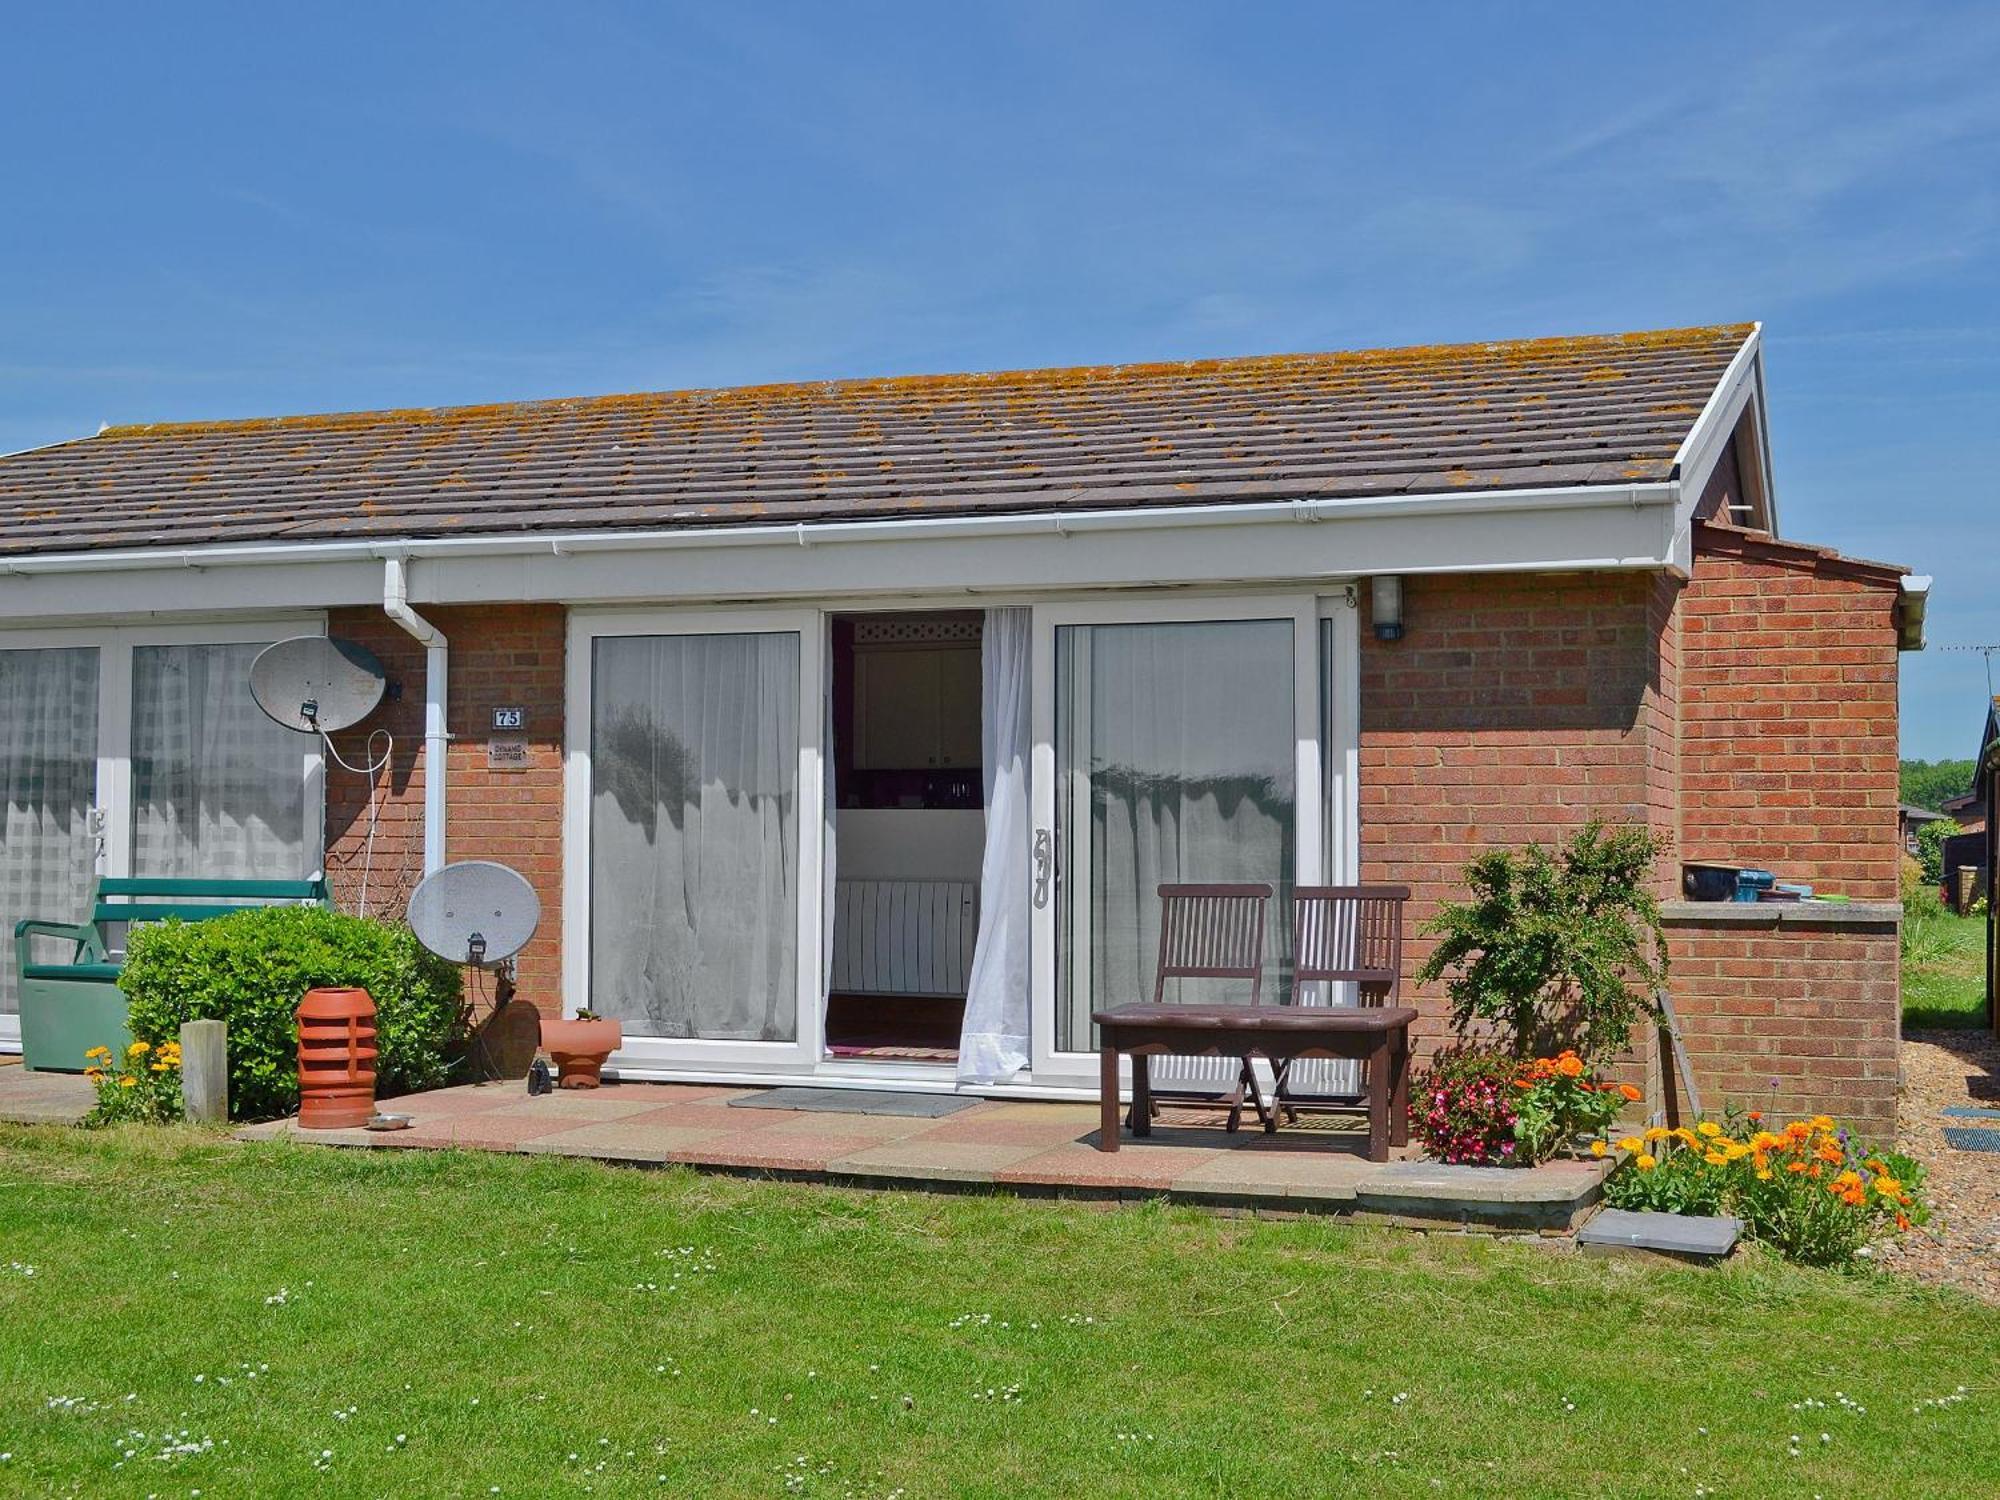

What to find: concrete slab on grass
left=1578, top=1207, right=1741, bottom=1264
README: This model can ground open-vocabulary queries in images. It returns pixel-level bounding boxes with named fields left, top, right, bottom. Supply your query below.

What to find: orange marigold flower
left=1895, top=1214, right=1912, bottom=1231
left=1618, top=1083, right=1642, bottom=1102
left=1786, top=1161, right=1808, bottom=1174
left=1556, top=1055, right=1584, bottom=1078
left=1590, top=1140, right=1609, bottom=1158
left=1747, top=1110, right=1762, bottom=1122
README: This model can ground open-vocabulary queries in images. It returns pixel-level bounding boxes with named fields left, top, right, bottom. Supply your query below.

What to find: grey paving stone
left=1578, top=1207, right=1741, bottom=1261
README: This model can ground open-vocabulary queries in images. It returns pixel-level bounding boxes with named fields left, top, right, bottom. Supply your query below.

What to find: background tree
left=1900, top=758, right=1976, bottom=813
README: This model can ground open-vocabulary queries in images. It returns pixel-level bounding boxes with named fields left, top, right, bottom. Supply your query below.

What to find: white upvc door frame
left=1026, top=591, right=1339, bottom=1089
left=563, top=605, right=827, bottom=1075
left=0, top=616, right=325, bottom=1050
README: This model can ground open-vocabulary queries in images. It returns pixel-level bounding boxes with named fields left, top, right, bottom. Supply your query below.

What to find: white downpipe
left=382, top=557, right=448, bottom=875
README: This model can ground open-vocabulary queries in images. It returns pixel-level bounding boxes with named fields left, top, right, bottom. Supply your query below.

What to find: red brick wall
left=324, top=604, right=566, bottom=1019
left=1679, top=526, right=1904, bottom=902
left=1666, top=916, right=1900, bottom=1137
left=1358, top=571, right=1677, bottom=1058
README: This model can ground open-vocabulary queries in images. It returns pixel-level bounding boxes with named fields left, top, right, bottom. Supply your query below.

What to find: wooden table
left=1092, top=1004, right=1418, bottom=1162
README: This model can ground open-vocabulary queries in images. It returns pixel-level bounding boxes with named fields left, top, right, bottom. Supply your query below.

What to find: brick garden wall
left=1664, top=915, right=1901, bottom=1136
left=324, top=604, right=566, bottom=1032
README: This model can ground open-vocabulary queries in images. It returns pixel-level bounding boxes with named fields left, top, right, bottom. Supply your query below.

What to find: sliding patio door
left=0, top=621, right=324, bottom=1050
left=0, top=647, right=102, bottom=1039
left=1028, top=596, right=1322, bottom=1087
left=570, top=610, right=824, bottom=1072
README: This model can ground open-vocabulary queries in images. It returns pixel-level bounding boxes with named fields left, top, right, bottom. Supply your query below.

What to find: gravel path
left=1878, top=1028, right=2000, bottom=1305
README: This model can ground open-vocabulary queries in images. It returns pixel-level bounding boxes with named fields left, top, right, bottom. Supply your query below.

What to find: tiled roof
left=0, top=323, right=1754, bottom=557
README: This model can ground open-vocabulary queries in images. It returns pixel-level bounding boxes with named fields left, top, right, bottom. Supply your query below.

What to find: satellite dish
left=249, top=635, right=387, bottom=733
left=408, top=860, right=541, bottom=968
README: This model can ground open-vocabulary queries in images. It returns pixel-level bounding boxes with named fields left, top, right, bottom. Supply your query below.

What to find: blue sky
left=3, top=3, right=1995, bottom=757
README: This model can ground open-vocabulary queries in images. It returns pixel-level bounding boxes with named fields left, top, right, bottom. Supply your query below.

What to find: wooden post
left=180, top=1019, right=227, bottom=1124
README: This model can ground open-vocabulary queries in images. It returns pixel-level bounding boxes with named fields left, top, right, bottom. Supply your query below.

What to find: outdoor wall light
left=1371, top=575, right=1405, bottom=641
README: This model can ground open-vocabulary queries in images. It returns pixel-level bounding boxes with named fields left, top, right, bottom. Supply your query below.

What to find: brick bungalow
left=0, top=323, right=1927, bottom=1132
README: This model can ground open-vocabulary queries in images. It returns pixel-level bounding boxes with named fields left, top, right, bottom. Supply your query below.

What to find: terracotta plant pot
left=539, top=1017, right=622, bottom=1089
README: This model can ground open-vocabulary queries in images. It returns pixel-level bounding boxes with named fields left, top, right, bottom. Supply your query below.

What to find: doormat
left=728, top=1087, right=979, bottom=1118
left=1941, top=1127, right=2000, bottom=1154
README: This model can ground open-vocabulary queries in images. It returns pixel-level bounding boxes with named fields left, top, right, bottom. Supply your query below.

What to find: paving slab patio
left=0, top=1059, right=95, bottom=1125
left=224, top=1077, right=1613, bottom=1230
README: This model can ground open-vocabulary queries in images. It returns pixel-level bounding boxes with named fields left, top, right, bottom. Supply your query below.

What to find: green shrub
left=1915, top=818, right=1955, bottom=885
left=119, top=907, right=466, bottom=1121
left=1415, top=821, right=1668, bottom=1060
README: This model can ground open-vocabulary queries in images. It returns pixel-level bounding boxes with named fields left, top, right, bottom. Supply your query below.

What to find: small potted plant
left=538, top=1007, right=622, bottom=1090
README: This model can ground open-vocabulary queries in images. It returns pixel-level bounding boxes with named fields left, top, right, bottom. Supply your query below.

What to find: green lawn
left=1903, top=908, right=1990, bottom=1028
left=3, top=1129, right=1997, bottom=1498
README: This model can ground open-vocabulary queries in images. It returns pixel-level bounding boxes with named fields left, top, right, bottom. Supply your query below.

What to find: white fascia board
left=0, top=481, right=1679, bottom=624
left=1671, top=323, right=1770, bottom=541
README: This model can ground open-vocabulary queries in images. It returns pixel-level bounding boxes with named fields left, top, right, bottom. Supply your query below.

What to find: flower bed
left=1412, top=1047, right=1642, bottom=1167
left=82, top=1039, right=184, bottom=1126
left=1602, top=1112, right=1926, bottom=1267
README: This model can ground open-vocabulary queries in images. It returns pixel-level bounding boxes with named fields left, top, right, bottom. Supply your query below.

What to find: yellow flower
left=1703, top=1150, right=1728, bottom=1166
left=1590, top=1140, right=1609, bottom=1158
left=1696, top=1121, right=1722, bottom=1138
left=84, top=1045, right=111, bottom=1060
left=1636, top=1154, right=1657, bottom=1171
left=1756, top=1169, right=1773, bottom=1181
left=1643, top=1126, right=1669, bottom=1143
left=1722, top=1143, right=1751, bottom=1161
left=1617, top=1136, right=1642, bottom=1153
left=150, top=1061, right=169, bottom=1073
left=127, top=1041, right=150, bottom=1057
left=1674, top=1127, right=1699, bottom=1146
left=117, top=1076, right=137, bottom=1088
left=84, top=1067, right=104, bottom=1082
left=1873, top=1177, right=1902, bottom=1196
left=1809, top=1115, right=1836, bottom=1133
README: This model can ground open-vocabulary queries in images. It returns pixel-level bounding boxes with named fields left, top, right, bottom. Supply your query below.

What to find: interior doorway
left=826, top=611, right=984, bottom=1063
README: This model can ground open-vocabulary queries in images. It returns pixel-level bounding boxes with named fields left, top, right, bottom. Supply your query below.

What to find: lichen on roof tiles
left=0, top=323, right=1756, bottom=557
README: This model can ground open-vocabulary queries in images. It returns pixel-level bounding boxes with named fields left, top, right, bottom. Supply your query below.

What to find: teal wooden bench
left=15, top=876, right=331, bottom=1073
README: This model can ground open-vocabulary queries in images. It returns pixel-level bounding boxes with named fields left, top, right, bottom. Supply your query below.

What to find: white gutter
left=382, top=557, right=448, bottom=875
left=0, top=481, right=1678, bottom=578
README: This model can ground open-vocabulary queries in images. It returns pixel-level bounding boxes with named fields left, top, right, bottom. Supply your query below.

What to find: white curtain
left=590, top=633, right=799, bottom=1041
left=130, top=643, right=311, bottom=880
left=1056, top=619, right=1294, bottom=1054
left=0, top=648, right=100, bottom=1016
left=822, top=630, right=836, bottom=1001
left=958, top=607, right=1032, bottom=1083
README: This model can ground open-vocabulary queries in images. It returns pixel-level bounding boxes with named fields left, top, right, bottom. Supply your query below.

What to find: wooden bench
left=1092, top=883, right=1417, bottom=1162
left=14, top=876, right=331, bottom=1072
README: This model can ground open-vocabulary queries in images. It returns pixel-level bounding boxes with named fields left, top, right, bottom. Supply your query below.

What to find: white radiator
left=832, top=879, right=980, bottom=996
